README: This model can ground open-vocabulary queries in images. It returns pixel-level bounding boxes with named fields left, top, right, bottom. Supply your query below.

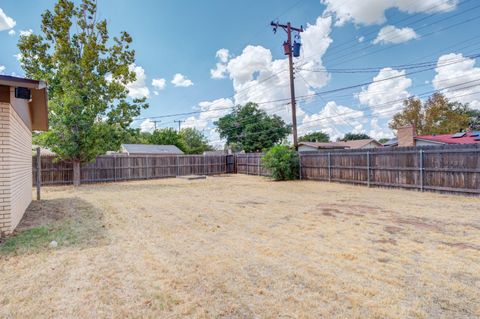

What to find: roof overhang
left=0, top=75, right=48, bottom=131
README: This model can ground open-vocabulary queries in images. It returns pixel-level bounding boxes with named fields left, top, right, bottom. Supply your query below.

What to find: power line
left=208, top=80, right=480, bottom=143
left=131, top=53, right=480, bottom=125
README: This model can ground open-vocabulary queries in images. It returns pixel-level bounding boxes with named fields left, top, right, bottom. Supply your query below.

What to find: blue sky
left=1, top=0, right=480, bottom=146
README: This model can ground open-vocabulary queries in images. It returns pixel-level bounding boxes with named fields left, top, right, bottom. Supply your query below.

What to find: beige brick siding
left=0, top=102, right=32, bottom=234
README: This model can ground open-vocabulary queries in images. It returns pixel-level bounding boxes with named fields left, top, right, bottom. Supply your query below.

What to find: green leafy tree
left=299, top=131, right=330, bottom=143
left=389, top=97, right=424, bottom=133
left=148, top=128, right=186, bottom=152
left=123, top=129, right=151, bottom=144
left=179, top=128, right=213, bottom=154
left=378, top=137, right=391, bottom=144
left=261, top=145, right=299, bottom=181
left=215, top=102, right=291, bottom=152
left=341, top=132, right=371, bottom=141
left=18, top=0, right=147, bottom=185
left=389, top=93, right=470, bottom=135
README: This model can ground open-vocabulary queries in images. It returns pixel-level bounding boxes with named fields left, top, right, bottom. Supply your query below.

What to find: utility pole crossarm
left=270, top=21, right=303, bottom=33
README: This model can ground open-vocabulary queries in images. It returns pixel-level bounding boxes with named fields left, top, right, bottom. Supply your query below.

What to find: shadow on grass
left=0, top=197, right=107, bottom=256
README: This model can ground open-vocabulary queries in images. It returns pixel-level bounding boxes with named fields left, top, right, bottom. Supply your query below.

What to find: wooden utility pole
left=152, top=120, right=161, bottom=130
left=174, top=120, right=183, bottom=132
left=271, top=21, right=303, bottom=149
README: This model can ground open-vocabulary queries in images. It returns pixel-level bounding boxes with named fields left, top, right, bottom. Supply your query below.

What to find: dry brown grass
left=1, top=175, right=479, bottom=318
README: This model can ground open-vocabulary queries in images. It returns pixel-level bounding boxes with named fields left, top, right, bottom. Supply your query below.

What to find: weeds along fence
left=237, top=145, right=480, bottom=194
left=33, top=154, right=234, bottom=186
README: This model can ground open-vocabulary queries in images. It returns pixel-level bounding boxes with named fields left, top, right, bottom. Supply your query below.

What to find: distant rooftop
left=121, top=144, right=184, bottom=155
left=299, top=139, right=382, bottom=149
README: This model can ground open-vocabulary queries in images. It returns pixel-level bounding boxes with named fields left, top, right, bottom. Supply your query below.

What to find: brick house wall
left=0, top=102, right=33, bottom=235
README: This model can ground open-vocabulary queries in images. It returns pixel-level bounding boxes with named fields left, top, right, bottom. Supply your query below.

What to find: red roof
left=415, top=132, right=480, bottom=144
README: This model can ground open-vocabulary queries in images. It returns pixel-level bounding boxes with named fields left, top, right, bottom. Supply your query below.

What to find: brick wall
left=0, top=103, right=11, bottom=234
left=0, top=102, right=32, bottom=234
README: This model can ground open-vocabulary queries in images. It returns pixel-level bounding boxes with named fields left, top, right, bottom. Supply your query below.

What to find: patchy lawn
left=0, top=175, right=479, bottom=318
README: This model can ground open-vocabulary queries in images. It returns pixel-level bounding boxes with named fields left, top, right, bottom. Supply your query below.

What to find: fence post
left=328, top=152, right=331, bottom=182
left=113, top=155, right=117, bottom=182
left=257, top=154, right=260, bottom=176
left=419, top=149, right=424, bottom=191
left=176, top=155, right=180, bottom=176
left=204, top=154, right=207, bottom=175
left=367, top=151, right=370, bottom=187
left=146, top=156, right=149, bottom=179
left=128, top=156, right=131, bottom=180
left=298, top=152, right=302, bottom=180
left=36, top=147, right=41, bottom=200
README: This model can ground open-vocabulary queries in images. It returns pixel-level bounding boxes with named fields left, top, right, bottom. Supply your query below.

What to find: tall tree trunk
left=73, top=160, right=81, bottom=187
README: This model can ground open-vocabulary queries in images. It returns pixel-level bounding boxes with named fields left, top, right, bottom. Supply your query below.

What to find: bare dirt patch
left=0, top=175, right=479, bottom=318
left=0, top=197, right=106, bottom=256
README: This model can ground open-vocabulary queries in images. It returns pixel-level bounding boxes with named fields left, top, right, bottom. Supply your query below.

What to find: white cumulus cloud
left=171, top=73, right=194, bottom=87
left=183, top=98, right=234, bottom=131
left=19, top=29, right=33, bottom=37
left=0, top=65, right=5, bottom=74
left=432, top=53, right=480, bottom=109
left=140, top=119, right=155, bottom=133
left=210, top=49, right=230, bottom=79
left=126, top=64, right=150, bottom=99
left=357, top=67, right=412, bottom=116
left=369, top=118, right=394, bottom=139
left=0, top=8, right=16, bottom=31
left=298, top=101, right=365, bottom=140
left=322, top=0, right=458, bottom=25
left=373, top=25, right=418, bottom=44
left=8, top=29, right=15, bottom=36
left=151, top=78, right=166, bottom=93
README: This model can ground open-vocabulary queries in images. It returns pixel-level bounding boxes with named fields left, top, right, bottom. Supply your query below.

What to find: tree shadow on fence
left=0, top=197, right=107, bottom=256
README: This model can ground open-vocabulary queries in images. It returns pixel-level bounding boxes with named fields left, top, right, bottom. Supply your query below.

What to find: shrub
left=261, top=145, right=299, bottom=181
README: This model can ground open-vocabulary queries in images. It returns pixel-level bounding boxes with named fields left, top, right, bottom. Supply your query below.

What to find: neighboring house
left=298, top=142, right=347, bottom=152
left=395, top=126, right=480, bottom=147
left=298, top=139, right=382, bottom=152
left=120, top=144, right=184, bottom=155
left=0, top=75, right=48, bottom=235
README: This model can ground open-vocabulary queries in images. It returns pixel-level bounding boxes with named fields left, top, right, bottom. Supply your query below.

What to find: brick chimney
left=397, top=125, right=416, bottom=147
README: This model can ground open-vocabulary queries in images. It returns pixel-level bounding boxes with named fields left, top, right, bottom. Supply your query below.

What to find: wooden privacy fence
left=237, top=145, right=480, bottom=194
left=33, top=154, right=234, bottom=186
left=32, top=145, right=480, bottom=194
left=235, top=153, right=271, bottom=176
